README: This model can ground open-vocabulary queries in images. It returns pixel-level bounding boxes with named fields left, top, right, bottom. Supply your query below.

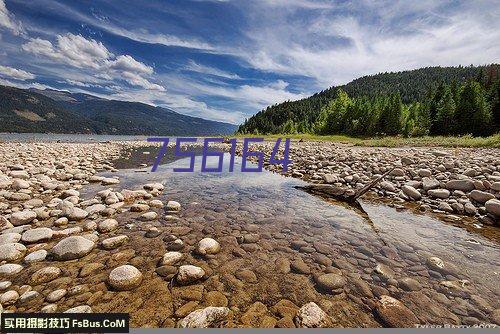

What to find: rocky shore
left=0, top=140, right=499, bottom=328
left=238, top=141, right=500, bottom=228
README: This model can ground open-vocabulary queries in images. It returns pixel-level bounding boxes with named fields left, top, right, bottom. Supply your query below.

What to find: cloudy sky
left=0, top=0, right=499, bottom=124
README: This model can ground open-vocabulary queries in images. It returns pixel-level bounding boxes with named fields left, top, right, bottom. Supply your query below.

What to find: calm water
left=82, top=153, right=500, bottom=325
left=0, top=133, right=148, bottom=142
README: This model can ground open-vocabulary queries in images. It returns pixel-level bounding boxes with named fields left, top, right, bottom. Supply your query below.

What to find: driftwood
left=296, top=165, right=396, bottom=205
left=295, top=166, right=396, bottom=246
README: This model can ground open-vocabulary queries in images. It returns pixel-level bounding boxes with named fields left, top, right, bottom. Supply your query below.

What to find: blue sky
left=0, top=0, right=499, bottom=124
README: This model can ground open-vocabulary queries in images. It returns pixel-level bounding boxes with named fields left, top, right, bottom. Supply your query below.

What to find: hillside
left=237, top=65, right=499, bottom=135
left=0, top=86, right=237, bottom=135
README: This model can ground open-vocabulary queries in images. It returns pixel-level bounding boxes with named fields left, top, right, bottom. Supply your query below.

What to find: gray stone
left=108, top=265, right=143, bottom=291
left=178, top=306, right=230, bottom=328
left=402, top=185, right=421, bottom=200
left=51, top=236, right=95, bottom=260
left=21, top=227, right=53, bottom=243
left=469, top=190, right=495, bottom=203
left=10, top=210, right=37, bottom=226
left=0, top=242, right=26, bottom=261
left=485, top=199, right=500, bottom=217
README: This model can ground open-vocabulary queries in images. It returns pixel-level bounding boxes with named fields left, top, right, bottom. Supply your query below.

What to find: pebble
left=98, top=219, right=119, bottom=233
left=140, top=211, right=158, bottom=221
left=178, top=306, right=230, bottom=328
left=166, top=201, right=181, bottom=211
left=46, top=289, right=67, bottom=302
left=295, top=302, right=331, bottom=328
left=314, top=273, right=346, bottom=293
left=0, top=242, right=27, bottom=261
left=161, top=251, right=183, bottom=266
left=196, top=238, right=221, bottom=255
left=30, top=266, right=62, bottom=284
left=177, top=265, right=205, bottom=285
left=10, top=210, right=37, bottom=226
left=101, top=235, right=129, bottom=250
left=24, top=249, right=48, bottom=263
left=21, top=227, right=53, bottom=243
left=375, top=295, right=419, bottom=327
left=51, top=236, right=95, bottom=260
left=64, top=305, right=92, bottom=313
left=108, top=265, right=143, bottom=291
left=0, top=290, right=19, bottom=305
left=0, top=263, right=24, bottom=276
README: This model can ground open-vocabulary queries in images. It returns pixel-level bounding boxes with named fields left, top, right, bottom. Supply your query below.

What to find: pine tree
left=434, top=86, right=456, bottom=134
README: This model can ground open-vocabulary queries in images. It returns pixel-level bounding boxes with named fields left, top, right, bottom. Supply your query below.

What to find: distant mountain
left=0, top=85, right=237, bottom=135
left=237, top=65, right=495, bottom=134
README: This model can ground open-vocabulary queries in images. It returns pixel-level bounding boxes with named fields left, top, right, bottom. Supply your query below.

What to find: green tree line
left=237, top=65, right=499, bottom=137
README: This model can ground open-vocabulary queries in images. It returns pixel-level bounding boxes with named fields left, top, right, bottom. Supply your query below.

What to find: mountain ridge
left=0, top=85, right=237, bottom=135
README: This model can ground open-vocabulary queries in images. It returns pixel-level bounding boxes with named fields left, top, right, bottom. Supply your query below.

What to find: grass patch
left=235, top=133, right=500, bottom=148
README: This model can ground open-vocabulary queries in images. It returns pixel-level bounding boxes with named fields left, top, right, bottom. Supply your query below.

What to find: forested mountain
left=0, top=85, right=237, bottom=135
left=238, top=65, right=500, bottom=137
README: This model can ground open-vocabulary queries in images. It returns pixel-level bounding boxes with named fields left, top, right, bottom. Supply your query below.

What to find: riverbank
left=236, top=134, right=500, bottom=148
left=0, top=140, right=499, bottom=328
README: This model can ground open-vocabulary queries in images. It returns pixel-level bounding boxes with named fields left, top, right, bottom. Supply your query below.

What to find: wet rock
left=469, top=190, right=495, bottom=203
left=402, top=185, right=421, bottom=200
left=0, top=263, right=24, bottom=276
left=64, top=305, right=92, bottom=313
left=140, top=211, right=158, bottom=221
left=46, top=289, right=67, bottom=302
left=10, top=210, right=37, bottom=226
left=314, top=273, right=346, bottom=293
left=21, top=227, right=53, bottom=243
left=24, top=249, right=48, bottom=263
left=427, top=189, right=450, bottom=199
left=161, top=251, right=183, bottom=266
left=295, top=302, right=332, bottom=328
left=446, top=179, right=475, bottom=192
left=275, top=258, right=291, bottom=274
left=19, top=290, right=41, bottom=304
left=108, top=265, right=143, bottom=291
left=0, top=242, right=26, bottom=261
left=196, top=238, right=221, bottom=255
left=235, top=269, right=258, bottom=283
left=101, top=235, right=129, bottom=250
left=398, top=277, right=422, bottom=291
left=0, top=290, right=19, bottom=305
left=0, top=232, right=21, bottom=245
left=485, top=199, right=500, bottom=217
left=291, top=260, right=310, bottom=274
left=177, top=265, right=205, bottom=285
left=155, top=265, right=177, bottom=278
left=177, top=306, right=230, bottom=328
left=79, top=262, right=105, bottom=278
left=375, top=263, right=395, bottom=280
left=375, top=295, right=419, bottom=327
left=41, top=304, right=58, bottom=313
left=97, top=219, right=119, bottom=233
left=51, top=236, right=95, bottom=260
left=30, top=266, right=62, bottom=284
left=205, top=291, right=228, bottom=307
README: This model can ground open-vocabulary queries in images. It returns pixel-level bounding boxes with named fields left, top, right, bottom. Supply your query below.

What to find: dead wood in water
left=296, top=165, right=396, bottom=206
left=295, top=166, right=396, bottom=246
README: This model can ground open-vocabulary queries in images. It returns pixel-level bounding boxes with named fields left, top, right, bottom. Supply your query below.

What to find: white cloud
left=185, top=60, right=240, bottom=79
left=235, top=1, right=500, bottom=87
left=0, top=64, right=35, bottom=80
left=0, top=0, right=22, bottom=35
left=22, top=33, right=165, bottom=91
left=108, top=55, right=153, bottom=75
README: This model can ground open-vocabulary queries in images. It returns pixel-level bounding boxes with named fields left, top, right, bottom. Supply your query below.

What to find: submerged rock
left=295, top=302, right=332, bottom=328
left=108, top=265, right=143, bottom=291
left=178, top=306, right=230, bottom=328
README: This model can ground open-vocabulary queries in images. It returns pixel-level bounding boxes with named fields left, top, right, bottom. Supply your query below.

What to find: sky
left=0, top=0, right=499, bottom=124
